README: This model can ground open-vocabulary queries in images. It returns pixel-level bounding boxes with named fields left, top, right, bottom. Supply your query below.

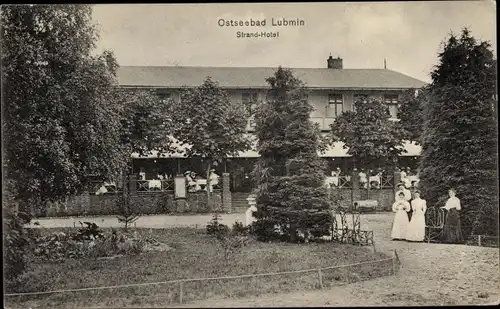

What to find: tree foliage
left=117, top=89, right=174, bottom=159
left=330, top=97, right=406, bottom=170
left=1, top=5, right=172, bottom=214
left=418, top=28, right=498, bottom=238
left=252, top=67, right=333, bottom=243
left=1, top=5, right=125, bottom=213
left=168, top=77, right=251, bottom=201
left=398, top=87, right=429, bottom=145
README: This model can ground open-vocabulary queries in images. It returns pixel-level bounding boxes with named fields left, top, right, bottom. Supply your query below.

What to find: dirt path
left=27, top=213, right=246, bottom=229
left=171, top=214, right=500, bottom=307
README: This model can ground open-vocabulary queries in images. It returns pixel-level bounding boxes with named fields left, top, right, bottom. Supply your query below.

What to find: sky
left=92, top=1, right=496, bottom=83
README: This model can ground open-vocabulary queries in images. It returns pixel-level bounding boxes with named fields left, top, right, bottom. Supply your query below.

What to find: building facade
left=119, top=56, right=427, bottom=192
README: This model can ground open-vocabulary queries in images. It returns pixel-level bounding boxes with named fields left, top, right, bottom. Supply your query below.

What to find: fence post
left=344, top=266, right=350, bottom=284
left=392, top=250, right=396, bottom=276
left=179, top=281, right=184, bottom=304
left=478, top=235, right=482, bottom=247
left=352, top=169, right=360, bottom=205
left=318, top=269, right=323, bottom=289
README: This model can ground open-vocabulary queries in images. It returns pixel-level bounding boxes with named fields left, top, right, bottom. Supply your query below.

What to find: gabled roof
left=117, top=66, right=427, bottom=90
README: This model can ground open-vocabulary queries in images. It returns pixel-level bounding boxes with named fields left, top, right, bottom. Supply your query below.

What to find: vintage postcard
left=2, top=1, right=498, bottom=308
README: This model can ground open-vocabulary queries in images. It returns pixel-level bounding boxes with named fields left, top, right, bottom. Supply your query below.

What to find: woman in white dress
left=391, top=191, right=410, bottom=240
left=406, top=190, right=427, bottom=242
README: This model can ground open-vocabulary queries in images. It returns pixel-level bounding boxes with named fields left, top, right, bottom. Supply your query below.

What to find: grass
left=5, top=227, right=393, bottom=309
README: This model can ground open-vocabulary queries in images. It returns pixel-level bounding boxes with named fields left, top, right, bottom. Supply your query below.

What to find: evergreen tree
left=418, top=29, right=498, bottom=238
left=252, top=67, right=332, bottom=243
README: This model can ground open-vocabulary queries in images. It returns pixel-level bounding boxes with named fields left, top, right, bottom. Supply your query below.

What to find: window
left=384, top=94, right=399, bottom=118
left=242, top=92, right=258, bottom=114
left=328, top=94, right=343, bottom=117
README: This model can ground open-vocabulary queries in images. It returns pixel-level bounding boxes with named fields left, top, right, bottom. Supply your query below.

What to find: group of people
left=184, top=169, right=220, bottom=193
left=400, top=166, right=419, bottom=188
left=391, top=183, right=427, bottom=241
left=391, top=184, right=464, bottom=243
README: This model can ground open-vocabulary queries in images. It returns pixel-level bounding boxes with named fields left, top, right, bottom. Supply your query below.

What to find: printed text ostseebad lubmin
left=218, top=17, right=306, bottom=27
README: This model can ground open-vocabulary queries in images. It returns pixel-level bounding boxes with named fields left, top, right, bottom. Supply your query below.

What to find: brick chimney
left=327, top=55, right=343, bottom=69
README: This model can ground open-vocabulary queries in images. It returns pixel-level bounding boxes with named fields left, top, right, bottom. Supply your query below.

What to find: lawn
left=5, top=227, right=393, bottom=308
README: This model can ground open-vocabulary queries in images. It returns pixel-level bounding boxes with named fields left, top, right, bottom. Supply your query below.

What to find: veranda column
left=352, top=169, right=361, bottom=207
left=393, top=169, right=401, bottom=191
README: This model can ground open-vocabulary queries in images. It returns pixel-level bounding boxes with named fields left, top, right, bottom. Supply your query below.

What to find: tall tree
left=169, top=77, right=251, bottom=205
left=398, top=87, right=429, bottom=145
left=330, top=97, right=406, bottom=171
left=1, top=5, right=173, bottom=214
left=2, top=5, right=125, bottom=214
left=418, top=29, right=498, bottom=238
left=252, top=67, right=332, bottom=243
left=1, top=5, right=174, bottom=284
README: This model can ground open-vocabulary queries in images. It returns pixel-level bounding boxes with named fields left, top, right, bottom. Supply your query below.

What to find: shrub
left=4, top=211, right=30, bottom=282
left=231, top=220, right=248, bottom=236
left=116, top=194, right=142, bottom=229
left=249, top=218, right=281, bottom=242
left=74, top=221, right=104, bottom=241
left=31, top=226, right=146, bottom=262
left=206, top=213, right=230, bottom=237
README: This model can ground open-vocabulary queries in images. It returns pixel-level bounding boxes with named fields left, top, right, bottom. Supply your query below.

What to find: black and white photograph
left=2, top=2, right=498, bottom=308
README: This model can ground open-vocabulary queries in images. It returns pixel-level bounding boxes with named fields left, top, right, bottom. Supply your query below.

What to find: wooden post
left=392, top=250, right=396, bottom=276
left=478, top=235, right=482, bottom=247
left=318, top=269, right=323, bottom=289
left=344, top=266, right=350, bottom=284
left=179, top=281, right=184, bottom=304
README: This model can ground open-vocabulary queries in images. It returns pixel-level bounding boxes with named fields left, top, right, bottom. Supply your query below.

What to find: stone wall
left=359, top=189, right=395, bottom=211
left=39, top=172, right=233, bottom=218
left=42, top=190, right=226, bottom=218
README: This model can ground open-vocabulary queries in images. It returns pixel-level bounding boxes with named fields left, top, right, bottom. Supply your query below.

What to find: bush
left=74, top=221, right=104, bottom=241
left=31, top=225, right=146, bottom=262
left=231, top=220, right=248, bottom=236
left=4, top=211, right=30, bottom=282
left=249, top=218, right=281, bottom=242
left=206, top=213, right=230, bottom=237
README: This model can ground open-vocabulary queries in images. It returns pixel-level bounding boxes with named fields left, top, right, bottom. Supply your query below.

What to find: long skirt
left=406, top=211, right=426, bottom=242
left=391, top=210, right=409, bottom=240
left=441, top=208, right=464, bottom=244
